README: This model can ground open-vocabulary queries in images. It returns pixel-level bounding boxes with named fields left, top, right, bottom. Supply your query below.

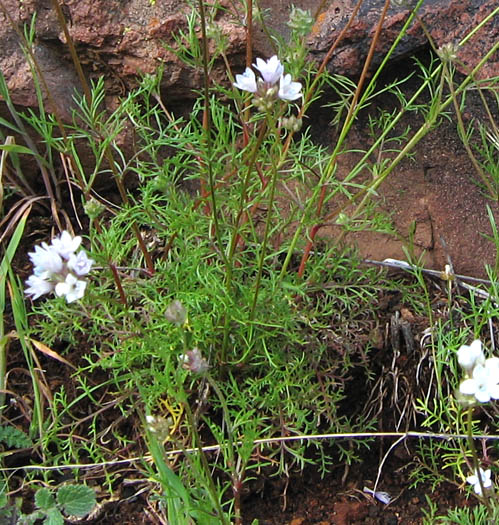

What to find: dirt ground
left=242, top=447, right=467, bottom=524
left=307, top=55, right=499, bottom=279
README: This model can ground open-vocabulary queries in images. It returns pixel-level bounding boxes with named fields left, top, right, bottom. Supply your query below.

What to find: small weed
left=0, top=483, right=96, bottom=524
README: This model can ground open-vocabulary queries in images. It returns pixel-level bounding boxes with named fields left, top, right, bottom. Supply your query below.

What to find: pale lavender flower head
left=25, top=231, right=92, bottom=303
left=457, top=339, right=485, bottom=374
left=466, top=468, right=492, bottom=495
left=278, top=74, right=302, bottom=101
left=51, top=231, right=82, bottom=259
left=28, top=243, right=63, bottom=278
left=25, top=274, right=55, bottom=300
left=459, top=357, right=499, bottom=403
left=233, top=56, right=302, bottom=107
left=165, top=299, right=187, bottom=326
left=233, top=67, right=257, bottom=93
left=253, top=55, right=284, bottom=85
left=55, top=274, right=87, bottom=303
left=181, top=348, right=209, bottom=374
left=68, top=251, right=94, bottom=276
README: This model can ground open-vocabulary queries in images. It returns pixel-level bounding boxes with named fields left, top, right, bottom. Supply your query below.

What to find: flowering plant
left=457, top=339, right=499, bottom=404
left=233, top=55, right=302, bottom=106
left=25, top=231, right=94, bottom=303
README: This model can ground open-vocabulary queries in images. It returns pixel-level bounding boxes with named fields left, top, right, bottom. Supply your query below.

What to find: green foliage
left=56, top=485, right=97, bottom=518
left=423, top=495, right=499, bottom=524
left=0, top=484, right=96, bottom=525
left=34, top=488, right=56, bottom=512
left=0, top=425, right=32, bottom=449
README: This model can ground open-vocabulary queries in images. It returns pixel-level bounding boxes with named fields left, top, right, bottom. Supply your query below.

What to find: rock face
left=0, top=0, right=246, bottom=113
left=0, top=0, right=496, bottom=116
left=306, top=0, right=498, bottom=79
left=0, top=0, right=80, bottom=116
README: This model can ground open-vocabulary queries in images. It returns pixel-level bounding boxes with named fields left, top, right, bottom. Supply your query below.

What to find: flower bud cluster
left=233, top=55, right=302, bottom=107
left=25, top=231, right=94, bottom=303
left=145, top=414, right=172, bottom=442
left=457, top=339, right=499, bottom=404
left=438, top=42, right=459, bottom=63
left=280, top=115, right=303, bottom=132
left=287, top=6, right=314, bottom=38
left=84, top=198, right=105, bottom=220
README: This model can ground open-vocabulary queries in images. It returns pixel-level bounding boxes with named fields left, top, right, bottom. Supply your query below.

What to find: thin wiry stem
left=197, top=0, right=226, bottom=267
left=298, top=0, right=391, bottom=278
left=9, top=430, right=499, bottom=473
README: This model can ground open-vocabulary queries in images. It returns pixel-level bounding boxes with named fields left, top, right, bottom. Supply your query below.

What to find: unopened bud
left=146, top=414, right=172, bottom=441
left=84, top=198, right=105, bottom=220
left=335, top=212, right=350, bottom=225
left=438, top=42, right=459, bottom=63
left=165, top=300, right=187, bottom=326
left=281, top=116, right=302, bottom=132
left=287, top=7, right=314, bottom=37
left=253, top=96, right=273, bottom=112
left=180, top=348, right=209, bottom=374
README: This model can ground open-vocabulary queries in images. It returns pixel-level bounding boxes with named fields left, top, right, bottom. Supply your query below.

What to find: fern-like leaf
left=0, top=425, right=32, bottom=449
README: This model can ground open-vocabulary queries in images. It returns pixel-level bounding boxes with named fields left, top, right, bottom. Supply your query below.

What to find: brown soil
left=242, top=448, right=467, bottom=524
left=309, top=57, right=499, bottom=278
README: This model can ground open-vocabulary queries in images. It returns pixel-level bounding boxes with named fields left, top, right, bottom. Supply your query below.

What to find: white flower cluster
left=25, top=231, right=94, bottom=303
left=233, top=55, right=302, bottom=104
left=457, top=339, right=499, bottom=403
left=466, top=467, right=492, bottom=496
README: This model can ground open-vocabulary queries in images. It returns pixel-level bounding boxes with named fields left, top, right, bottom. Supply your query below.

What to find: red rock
left=0, top=0, right=495, bottom=116
left=333, top=499, right=368, bottom=525
left=306, top=0, right=498, bottom=80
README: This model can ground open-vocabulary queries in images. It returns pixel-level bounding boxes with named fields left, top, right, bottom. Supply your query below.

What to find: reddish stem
left=297, top=0, right=391, bottom=278
left=110, top=263, right=127, bottom=305
left=297, top=223, right=322, bottom=278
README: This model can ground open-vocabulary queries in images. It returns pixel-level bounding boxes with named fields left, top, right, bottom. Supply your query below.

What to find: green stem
left=226, top=121, right=268, bottom=269
left=442, top=60, right=495, bottom=198
left=221, top=121, right=268, bottom=361
left=197, top=0, right=226, bottom=269
left=205, top=374, right=235, bottom=469
left=183, top=399, right=231, bottom=525
left=278, top=0, right=427, bottom=279
left=466, top=406, right=491, bottom=511
left=250, top=118, right=279, bottom=320
left=205, top=372, right=243, bottom=523
left=349, top=37, right=499, bottom=220
left=103, top=149, right=155, bottom=275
